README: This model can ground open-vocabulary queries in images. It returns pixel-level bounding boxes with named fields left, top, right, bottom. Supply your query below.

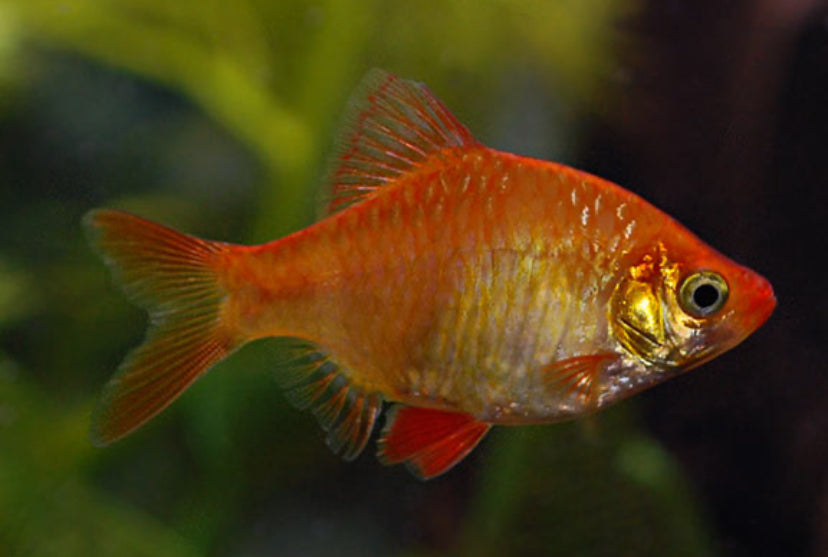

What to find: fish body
left=229, top=149, right=667, bottom=421
left=85, top=70, right=775, bottom=478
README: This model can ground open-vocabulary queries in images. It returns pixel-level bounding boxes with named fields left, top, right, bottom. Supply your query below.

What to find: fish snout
left=732, top=266, right=776, bottom=331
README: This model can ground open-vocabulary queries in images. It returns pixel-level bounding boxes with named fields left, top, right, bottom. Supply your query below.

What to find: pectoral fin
left=541, top=354, right=617, bottom=406
left=377, top=406, right=491, bottom=479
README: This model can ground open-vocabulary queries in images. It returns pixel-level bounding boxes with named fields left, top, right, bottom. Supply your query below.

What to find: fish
left=84, top=69, right=776, bottom=479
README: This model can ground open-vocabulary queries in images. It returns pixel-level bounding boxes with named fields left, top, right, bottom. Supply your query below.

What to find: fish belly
left=294, top=239, right=613, bottom=423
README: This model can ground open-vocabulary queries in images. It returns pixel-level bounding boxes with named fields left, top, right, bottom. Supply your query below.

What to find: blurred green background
left=1, top=1, right=826, bottom=556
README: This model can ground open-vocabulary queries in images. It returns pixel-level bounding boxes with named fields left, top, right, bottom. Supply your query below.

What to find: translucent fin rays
left=277, top=347, right=382, bottom=461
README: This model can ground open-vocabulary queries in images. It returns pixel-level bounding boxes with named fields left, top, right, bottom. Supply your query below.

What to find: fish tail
left=84, top=209, right=242, bottom=446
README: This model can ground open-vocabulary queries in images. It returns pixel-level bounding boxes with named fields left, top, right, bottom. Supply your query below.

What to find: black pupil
left=693, top=283, right=720, bottom=309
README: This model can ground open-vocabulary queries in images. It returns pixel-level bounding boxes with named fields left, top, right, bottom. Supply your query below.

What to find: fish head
left=606, top=231, right=775, bottom=391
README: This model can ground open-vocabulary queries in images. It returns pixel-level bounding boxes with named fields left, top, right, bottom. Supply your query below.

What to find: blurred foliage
left=3, top=0, right=633, bottom=237
left=0, top=1, right=719, bottom=556
left=0, top=355, right=200, bottom=556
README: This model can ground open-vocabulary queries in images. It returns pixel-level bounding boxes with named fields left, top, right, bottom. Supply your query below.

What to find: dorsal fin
left=325, top=69, right=479, bottom=213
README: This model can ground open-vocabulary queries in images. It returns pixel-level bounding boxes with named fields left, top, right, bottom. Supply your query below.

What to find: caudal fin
left=84, top=209, right=240, bottom=446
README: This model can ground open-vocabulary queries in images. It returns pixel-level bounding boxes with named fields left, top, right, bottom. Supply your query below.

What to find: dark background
left=0, top=1, right=825, bottom=556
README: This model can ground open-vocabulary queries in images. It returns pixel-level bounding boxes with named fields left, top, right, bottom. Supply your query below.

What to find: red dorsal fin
left=542, top=354, right=617, bottom=406
left=377, top=406, right=491, bottom=479
left=326, top=69, right=478, bottom=213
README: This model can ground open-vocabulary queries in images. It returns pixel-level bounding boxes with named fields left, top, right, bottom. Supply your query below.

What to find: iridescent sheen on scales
left=84, top=70, right=775, bottom=479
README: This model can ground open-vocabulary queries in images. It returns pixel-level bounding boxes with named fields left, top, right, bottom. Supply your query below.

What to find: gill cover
left=610, top=244, right=700, bottom=368
left=612, top=249, right=667, bottom=365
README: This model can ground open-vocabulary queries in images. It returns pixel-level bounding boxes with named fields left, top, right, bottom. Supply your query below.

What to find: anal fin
left=377, top=406, right=491, bottom=479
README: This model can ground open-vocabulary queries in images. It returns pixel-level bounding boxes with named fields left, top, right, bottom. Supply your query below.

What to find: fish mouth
left=683, top=291, right=775, bottom=371
left=681, top=271, right=776, bottom=370
left=754, top=291, right=777, bottom=330
left=733, top=267, right=776, bottom=333
left=674, top=338, right=725, bottom=373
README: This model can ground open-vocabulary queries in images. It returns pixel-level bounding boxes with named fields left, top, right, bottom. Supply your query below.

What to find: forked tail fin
left=84, top=209, right=241, bottom=446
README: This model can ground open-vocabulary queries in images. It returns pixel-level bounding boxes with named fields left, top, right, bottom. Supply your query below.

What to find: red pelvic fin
left=326, top=69, right=479, bottom=213
left=541, top=354, right=617, bottom=405
left=84, top=209, right=239, bottom=445
left=377, top=406, right=491, bottom=480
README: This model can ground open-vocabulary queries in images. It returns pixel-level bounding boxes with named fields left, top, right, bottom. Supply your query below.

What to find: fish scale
left=84, top=69, right=775, bottom=479
left=251, top=151, right=621, bottom=415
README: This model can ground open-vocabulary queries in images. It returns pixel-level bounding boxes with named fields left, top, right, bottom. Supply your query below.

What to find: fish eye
left=678, top=271, right=729, bottom=318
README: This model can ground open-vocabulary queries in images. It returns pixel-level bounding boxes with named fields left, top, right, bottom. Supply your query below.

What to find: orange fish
left=84, top=70, right=775, bottom=479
